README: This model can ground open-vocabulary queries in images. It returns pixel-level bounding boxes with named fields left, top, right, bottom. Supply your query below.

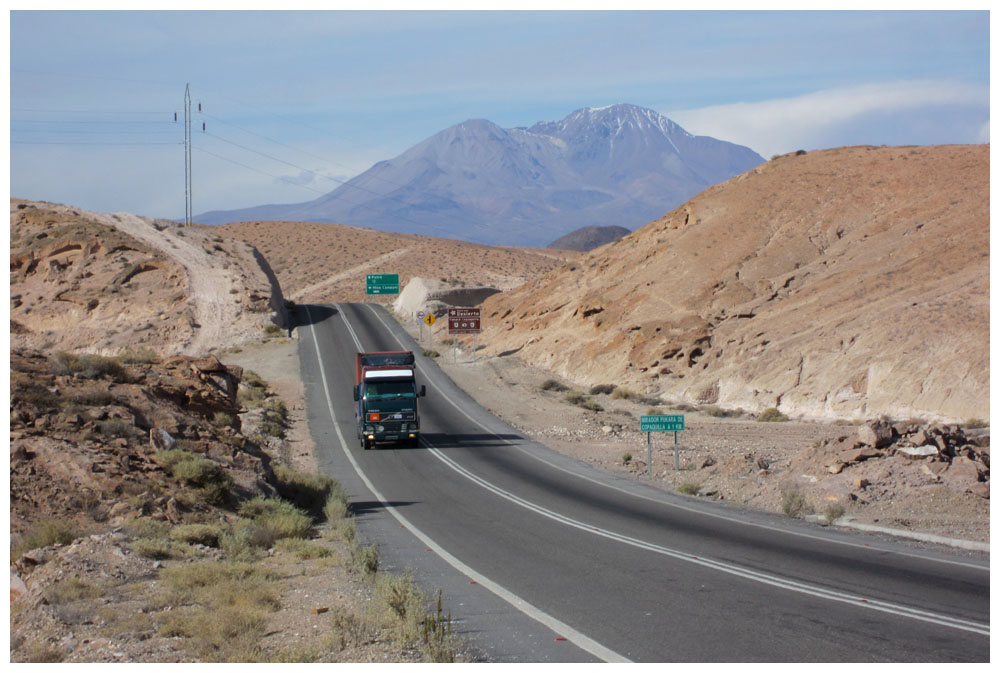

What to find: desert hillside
left=210, top=220, right=577, bottom=305
left=478, top=145, right=989, bottom=423
left=10, top=200, right=287, bottom=357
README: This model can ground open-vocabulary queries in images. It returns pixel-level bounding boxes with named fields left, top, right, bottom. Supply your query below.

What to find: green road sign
left=641, top=414, right=685, bottom=432
left=366, top=273, right=399, bottom=295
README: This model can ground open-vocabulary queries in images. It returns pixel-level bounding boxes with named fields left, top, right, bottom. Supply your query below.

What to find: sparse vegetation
left=781, top=489, right=813, bottom=518
left=622, top=452, right=632, bottom=464
left=589, top=384, right=616, bottom=395
left=423, top=349, right=440, bottom=358
left=965, top=418, right=988, bottom=429
left=823, top=503, right=845, bottom=524
left=238, top=497, right=314, bottom=541
left=563, top=391, right=603, bottom=412
left=757, top=407, right=789, bottom=422
left=539, top=379, right=569, bottom=392
left=264, top=323, right=283, bottom=337
left=213, top=411, right=235, bottom=427
left=52, top=351, right=128, bottom=382
left=677, top=482, right=701, bottom=496
left=12, top=518, right=80, bottom=561
left=611, top=387, right=636, bottom=400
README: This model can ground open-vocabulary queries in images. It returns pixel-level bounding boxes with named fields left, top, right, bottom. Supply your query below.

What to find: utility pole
left=184, top=83, right=192, bottom=226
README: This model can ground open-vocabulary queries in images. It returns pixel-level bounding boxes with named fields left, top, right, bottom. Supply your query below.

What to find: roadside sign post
left=366, top=273, right=399, bottom=295
left=416, top=311, right=427, bottom=341
left=447, top=308, right=482, bottom=363
left=640, top=415, right=685, bottom=476
left=423, top=312, right=436, bottom=347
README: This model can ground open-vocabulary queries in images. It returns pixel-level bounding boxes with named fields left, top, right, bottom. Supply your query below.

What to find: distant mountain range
left=196, top=104, right=765, bottom=247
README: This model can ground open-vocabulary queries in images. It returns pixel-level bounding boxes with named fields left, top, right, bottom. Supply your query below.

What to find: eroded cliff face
left=479, top=145, right=989, bottom=422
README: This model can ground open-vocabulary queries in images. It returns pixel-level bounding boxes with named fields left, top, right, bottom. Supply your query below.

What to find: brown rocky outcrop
left=477, top=145, right=988, bottom=422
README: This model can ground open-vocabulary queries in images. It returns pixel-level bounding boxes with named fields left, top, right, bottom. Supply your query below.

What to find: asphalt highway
left=297, top=302, right=989, bottom=662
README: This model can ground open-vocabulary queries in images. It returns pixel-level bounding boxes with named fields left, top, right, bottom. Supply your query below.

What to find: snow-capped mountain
left=196, top=104, right=765, bottom=247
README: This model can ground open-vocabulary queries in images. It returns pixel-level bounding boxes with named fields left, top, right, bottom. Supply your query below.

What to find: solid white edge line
left=361, top=304, right=989, bottom=637
left=426, top=447, right=989, bottom=636
left=307, top=304, right=632, bottom=663
left=363, top=304, right=990, bottom=572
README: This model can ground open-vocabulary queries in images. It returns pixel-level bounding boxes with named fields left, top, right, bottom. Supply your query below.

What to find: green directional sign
left=366, top=273, right=399, bottom=295
left=641, top=414, right=685, bottom=432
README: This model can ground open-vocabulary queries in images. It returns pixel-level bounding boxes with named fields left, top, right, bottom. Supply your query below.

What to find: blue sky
left=8, top=9, right=990, bottom=220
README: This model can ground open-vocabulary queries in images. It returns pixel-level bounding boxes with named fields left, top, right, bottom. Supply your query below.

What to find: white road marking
left=306, top=304, right=631, bottom=663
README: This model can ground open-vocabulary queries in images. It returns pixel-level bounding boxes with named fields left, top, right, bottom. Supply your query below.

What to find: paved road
left=297, top=302, right=989, bottom=662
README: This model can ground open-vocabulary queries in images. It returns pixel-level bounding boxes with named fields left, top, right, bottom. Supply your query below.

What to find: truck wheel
left=409, top=436, right=420, bottom=448
left=363, top=437, right=373, bottom=451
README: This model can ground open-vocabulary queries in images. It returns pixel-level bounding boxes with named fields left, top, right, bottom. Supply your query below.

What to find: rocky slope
left=478, top=145, right=989, bottom=423
left=10, top=200, right=288, bottom=358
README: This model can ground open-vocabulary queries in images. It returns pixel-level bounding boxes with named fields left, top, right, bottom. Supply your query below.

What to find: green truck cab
left=353, top=351, right=426, bottom=450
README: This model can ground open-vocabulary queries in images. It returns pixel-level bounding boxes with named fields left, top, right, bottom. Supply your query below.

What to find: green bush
left=273, top=464, right=336, bottom=515
left=52, top=352, right=127, bottom=381
left=170, top=523, right=224, bottom=547
left=423, top=350, right=440, bottom=358
left=823, top=503, right=845, bottom=524
left=12, top=518, right=79, bottom=560
left=677, top=482, right=701, bottom=496
left=351, top=544, right=379, bottom=577
left=757, top=407, right=789, bottom=422
left=781, top=489, right=813, bottom=518
left=263, top=397, right=288, bottom=420
left=275, top=538, right=333, bottom=560
left=213, top=411, right=235, bottom=427
left=237, top=385, right=267, bottom=407
left=126, top=516, right=170, bottom=540
left=154, top=450, right=232, bottom=504
left=131, top=537, right=187, bottom=560
left=242, top=370, right=265, bottom=387
left=589, top=384, right=617, bottom=395
left=238, top=498, right=313, bottom=540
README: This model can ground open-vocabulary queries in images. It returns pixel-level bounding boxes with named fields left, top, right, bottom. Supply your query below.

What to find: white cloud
left=665, top=80, right=989, bottom=158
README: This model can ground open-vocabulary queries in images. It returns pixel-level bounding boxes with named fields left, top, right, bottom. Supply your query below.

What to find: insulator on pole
left=198, top=102, right=202, bottom=112
left=174, top=111, right=177, bottom=122
left=202, top=122, right=206, bottom=132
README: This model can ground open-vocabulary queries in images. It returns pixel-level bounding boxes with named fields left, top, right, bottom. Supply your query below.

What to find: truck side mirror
left=420, top=385, right=427, bottom=397
left=353, top=387, right=359, bottom=402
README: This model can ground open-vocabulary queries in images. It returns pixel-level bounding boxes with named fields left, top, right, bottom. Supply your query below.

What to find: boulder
left=941, top=456, right=984, bottom=491
left=897, top=445, right=939, bottom=459
left=856, top=419, right=894, bottom=448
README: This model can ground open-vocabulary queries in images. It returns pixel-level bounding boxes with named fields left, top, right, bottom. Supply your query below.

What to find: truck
left=353, top=351, right=426, bottom=450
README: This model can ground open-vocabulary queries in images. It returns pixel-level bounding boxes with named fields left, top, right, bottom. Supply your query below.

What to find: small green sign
left=366, top=273, right=399, bottom=295
left=641, top=414, right=685, bottom=432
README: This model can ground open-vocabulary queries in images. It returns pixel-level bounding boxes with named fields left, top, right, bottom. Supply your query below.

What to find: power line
left=12, top=140, right=180, bottom=146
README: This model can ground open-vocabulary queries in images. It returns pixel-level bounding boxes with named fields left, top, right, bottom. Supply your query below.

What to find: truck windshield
left=365, top=381, right=416, bottom=399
